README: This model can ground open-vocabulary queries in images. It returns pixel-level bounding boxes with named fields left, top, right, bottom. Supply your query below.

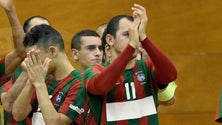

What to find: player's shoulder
left=0, top=57, right=5, bottom=64
left=71, top=69, right=82, bottom=77
left=68, top=69, right=84, bottom=83
left=86, top=64, right=104, bottom=73
left=83, top=64, right=104, bottom=79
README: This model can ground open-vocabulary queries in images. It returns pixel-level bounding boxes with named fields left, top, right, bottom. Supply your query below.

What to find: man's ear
left=48, top=46, right=57, bottom=58
left=106, top=34, right=114, bottom=46
left=71, top=48, right=79, bottom=61
left=105, top=44, right=111, bottom=57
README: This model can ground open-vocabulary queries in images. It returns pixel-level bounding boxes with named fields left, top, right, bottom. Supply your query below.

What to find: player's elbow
left=2, top=102, right=13, bottom=112
left=167, top=72, right=177, bottom=83
left=156, top=70, right=177, bottom=84
left=12, top=109, right=27, bottom=121
left=1, top=93, right=13, bottom=112
left=16, top=48, right=27, bottom=59
left=12, top=105, right=31, bottom=121
left=166, top=68, right=178, bottom=82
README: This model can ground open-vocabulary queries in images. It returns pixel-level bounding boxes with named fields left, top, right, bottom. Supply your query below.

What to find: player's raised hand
left=20, top=61, right=28, bottom=72
left=128, top=16, right=140, bottom=49
left=25, top=49, right=51, bottom=87
left=132, top=3, right=148, bottom=41
left=0, top=0, right=14, bottom=12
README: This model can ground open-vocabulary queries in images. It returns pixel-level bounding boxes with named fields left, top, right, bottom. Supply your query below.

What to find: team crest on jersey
left=135, top=71, right=146, bottom=84
left=55, top=92, right=64, bottom=106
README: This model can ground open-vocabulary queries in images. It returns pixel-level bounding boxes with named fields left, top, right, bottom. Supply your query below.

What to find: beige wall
left=1, top=0, right=222, bottom=124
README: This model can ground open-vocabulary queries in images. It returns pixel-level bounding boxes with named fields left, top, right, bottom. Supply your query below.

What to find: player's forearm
left=5, top=51, right=23, bottom=75
left=5, top=5, right=25, bottom=75
left=12, top=80, right=33, bottom=121
left=35, top=83, right=63, bottom=125
left=87, top=45, right=135, bottom=94
left=6, top=5, right=26, bottom=58
left=141, top=37, right=177, bottom=84
left=1, top=71, right=27, bottom=112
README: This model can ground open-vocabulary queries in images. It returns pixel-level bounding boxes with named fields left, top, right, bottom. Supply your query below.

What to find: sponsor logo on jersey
left=69, top=104, right=85, bottom=114
left=135, top=71, right=146, bottom=84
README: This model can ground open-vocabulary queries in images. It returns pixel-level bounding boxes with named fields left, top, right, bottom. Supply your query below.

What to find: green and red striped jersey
left=1, top=69, right=89, bottom=125
left=84, top=37, right=177, bottom=125
left=0, top=67, right=29, bottom=125
left=84, top=60, right=159, bottom=125
left=32, top=70, right=88, bottom=125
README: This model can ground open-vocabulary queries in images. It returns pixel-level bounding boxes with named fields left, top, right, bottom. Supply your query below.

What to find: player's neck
left=76, top=62, right=85, bottom=73
left=52, top=54, right=74, bottom=80
left=125, top=58, right=136, bottom=70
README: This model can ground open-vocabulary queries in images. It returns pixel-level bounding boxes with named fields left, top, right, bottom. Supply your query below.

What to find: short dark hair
left=23, top=24, right=65, bottom=52
left=23, top=16, right=49, bottom=33
left=101, top=15, right=133, bottom=54
left=71, top=29, right=100, bottom=50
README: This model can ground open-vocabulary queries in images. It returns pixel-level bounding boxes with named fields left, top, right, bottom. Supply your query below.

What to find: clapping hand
left=132, top=3, right=148, bottom=41
left=25, top=49, right=51, bottom=87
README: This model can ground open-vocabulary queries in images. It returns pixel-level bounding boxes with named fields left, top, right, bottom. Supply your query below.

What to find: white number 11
left=125, top=82, right=136, bottom=100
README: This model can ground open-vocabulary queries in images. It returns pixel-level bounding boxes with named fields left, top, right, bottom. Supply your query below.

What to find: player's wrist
left=5, top=5, right=15, bottom=13
left=140, top=34, right=147, bottom=42
left=33, top=82, right=46, bottom=89
left=129, top=42, right=137, bottom=49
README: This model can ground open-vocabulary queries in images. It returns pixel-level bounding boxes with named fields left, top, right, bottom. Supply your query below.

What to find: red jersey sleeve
left=142, top=37, right=177, bottom=84
left=85, top=45, right=135, bottom=95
